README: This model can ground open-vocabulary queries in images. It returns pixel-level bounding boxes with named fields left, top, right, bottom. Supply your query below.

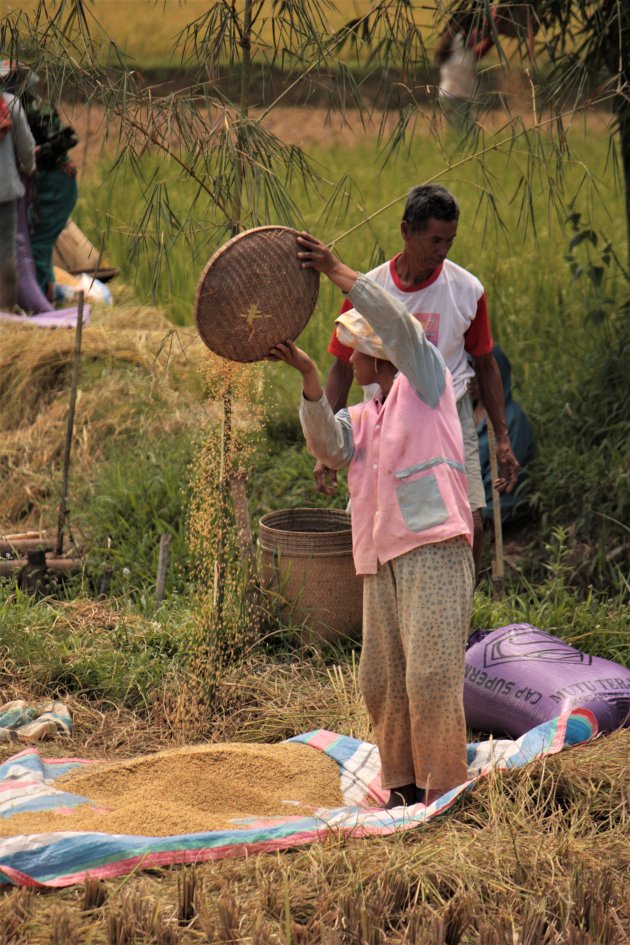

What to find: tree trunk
left=617, top=93, right=630, bottom=272
left=607, top=2, right=630, bottom=270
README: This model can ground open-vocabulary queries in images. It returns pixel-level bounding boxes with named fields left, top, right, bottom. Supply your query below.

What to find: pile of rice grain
left=2, top=742, right=344, bottom=837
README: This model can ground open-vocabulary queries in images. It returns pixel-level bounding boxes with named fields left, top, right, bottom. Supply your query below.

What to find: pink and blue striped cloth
left=0, top=708, right=596, bottom=888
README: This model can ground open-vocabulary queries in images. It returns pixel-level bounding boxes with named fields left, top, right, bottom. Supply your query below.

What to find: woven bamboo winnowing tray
left=194, top=226, right=320, bottom=362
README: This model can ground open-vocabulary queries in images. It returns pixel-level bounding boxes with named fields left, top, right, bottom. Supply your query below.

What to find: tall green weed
left=0, top=593, right=192, bottom=705
left=76, top=429, right=195, bottom=601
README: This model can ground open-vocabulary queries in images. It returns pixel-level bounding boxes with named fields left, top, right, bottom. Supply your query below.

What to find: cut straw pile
left=0, top=305, right=207, bottom=524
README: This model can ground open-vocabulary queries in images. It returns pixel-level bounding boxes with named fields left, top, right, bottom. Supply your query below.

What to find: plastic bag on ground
left=54, top=269, right=112, bottom=305
left=464, top=623, right=630, bottom=737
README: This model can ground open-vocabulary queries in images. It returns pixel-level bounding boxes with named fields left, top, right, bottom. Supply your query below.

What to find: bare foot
left=384, top=783, right=417, bottom=809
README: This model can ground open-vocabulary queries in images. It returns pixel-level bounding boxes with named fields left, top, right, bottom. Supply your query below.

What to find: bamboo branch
left=329, top=88, right=619, bottom=248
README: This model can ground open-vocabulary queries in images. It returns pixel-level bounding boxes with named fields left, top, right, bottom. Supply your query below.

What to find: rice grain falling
left=185, top=356, right=265, bottom=714
left=1, top=743, right=344, bottom=837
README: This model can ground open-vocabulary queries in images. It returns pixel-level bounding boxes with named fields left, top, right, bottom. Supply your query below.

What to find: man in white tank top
left=318, top=184, right=520, bottom=578
left=435, top=9, right=495, bottom=129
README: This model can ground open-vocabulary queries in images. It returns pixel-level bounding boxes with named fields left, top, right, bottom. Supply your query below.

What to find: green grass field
left=1, top=0, right=440, bottom=68
left=77, top=120, right=627, bottom=402
left=69, top=111, right=628, bottom=581
left=0, top=6, right=628, bottom=933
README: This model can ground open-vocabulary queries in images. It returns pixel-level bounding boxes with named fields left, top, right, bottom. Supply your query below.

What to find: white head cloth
left=334, top=310, right=387, bottom=359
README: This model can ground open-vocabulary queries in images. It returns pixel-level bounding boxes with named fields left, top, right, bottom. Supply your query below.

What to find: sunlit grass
left=0, top=0, right=440, bottom=68
left=72, top=114, right=629, bottom=585
left=76, top=121, right=626, bottom=390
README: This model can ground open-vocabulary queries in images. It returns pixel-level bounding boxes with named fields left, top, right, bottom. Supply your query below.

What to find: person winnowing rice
left=269, top=233, right=475, bottom=809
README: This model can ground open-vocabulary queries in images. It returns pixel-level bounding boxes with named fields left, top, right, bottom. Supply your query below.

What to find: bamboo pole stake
left=487, top=419, right=505, bottom=598
left=213, top=0, right=253, bottom=633
left=55, top=291, right=85, bottom=557
left=229, top=475, right=254, bottom=564
left=98, top=565, right=113, bottom=601
left=155, top=533, right=172, bottom=604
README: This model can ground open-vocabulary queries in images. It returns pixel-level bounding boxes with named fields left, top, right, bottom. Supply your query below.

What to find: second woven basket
left=258, top=508, right=363, bottom=646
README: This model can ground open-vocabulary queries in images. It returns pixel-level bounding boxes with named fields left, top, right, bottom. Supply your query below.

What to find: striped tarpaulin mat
left=0, top=708, right=596, bottom=888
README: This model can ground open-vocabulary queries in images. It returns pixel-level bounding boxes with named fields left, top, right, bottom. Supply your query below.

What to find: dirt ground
left=60, top=94, right=614, bottom=174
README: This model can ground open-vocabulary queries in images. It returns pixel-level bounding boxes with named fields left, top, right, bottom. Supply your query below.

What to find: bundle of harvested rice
left=0, top=306, right=204, bottom=430
left=1, top=742, right=344, bottom=837
left=0, top=306, right=210, bottom=524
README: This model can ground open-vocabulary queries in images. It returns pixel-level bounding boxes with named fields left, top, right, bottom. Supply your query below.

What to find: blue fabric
left=477, top=345, right=535, bottom=524
left=29, top=168, right=78, bottom=292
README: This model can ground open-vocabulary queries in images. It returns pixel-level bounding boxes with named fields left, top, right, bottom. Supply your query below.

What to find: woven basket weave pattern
left=258, top=508, right=353, bottom=558
left=258, top=508, right=362, bottom=645
left=194, top=226, right=320, bottom=362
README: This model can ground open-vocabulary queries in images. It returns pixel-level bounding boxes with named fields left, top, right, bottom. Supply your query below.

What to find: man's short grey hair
left=403, top=185, right=460, bottom=233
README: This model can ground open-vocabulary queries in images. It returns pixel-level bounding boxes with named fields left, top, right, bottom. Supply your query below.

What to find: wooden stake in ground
left=155, top=533, right=172, bottom=604
left=98, top=565, right=113, bottom=600
left=486, top=419, right=505, bottom=598
left=55, top=291, right=85, bottom=557
left=229, top=474, right=254, bottom=565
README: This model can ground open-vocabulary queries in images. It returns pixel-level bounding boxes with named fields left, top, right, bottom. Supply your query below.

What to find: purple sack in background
left=464, top=623, right=630, bottom=738
left=16, top=194, right=54, bottom=315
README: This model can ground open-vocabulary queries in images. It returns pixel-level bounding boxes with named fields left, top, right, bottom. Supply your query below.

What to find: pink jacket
left=348, top=369, right=472, bottom=574
left=299, top=274, right=473, bottom=576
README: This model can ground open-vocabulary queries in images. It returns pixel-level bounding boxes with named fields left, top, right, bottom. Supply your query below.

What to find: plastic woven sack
left=464, top=623, right=630, bottom=737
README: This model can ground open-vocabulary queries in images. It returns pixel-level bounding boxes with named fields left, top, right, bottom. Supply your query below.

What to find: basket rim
left=257, top=543, right=354, bottom=558
left=258, top=507, right=352, bottom=538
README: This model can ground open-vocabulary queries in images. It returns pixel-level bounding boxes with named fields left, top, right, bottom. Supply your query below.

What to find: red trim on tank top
left=389, top=255, right=444, bottom=292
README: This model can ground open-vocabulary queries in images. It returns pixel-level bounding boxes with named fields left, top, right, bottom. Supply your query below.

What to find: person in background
left=435, top=3, right=495, bottom=130
left=470, top=344, right=535, bottom=526
left=1, top=62, right=79, bottom=300
left=318, top=184, right=519, bottom=578
left=271, top=232, right=475, bottom=809
left=0, top=86, right=36, bottom=311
